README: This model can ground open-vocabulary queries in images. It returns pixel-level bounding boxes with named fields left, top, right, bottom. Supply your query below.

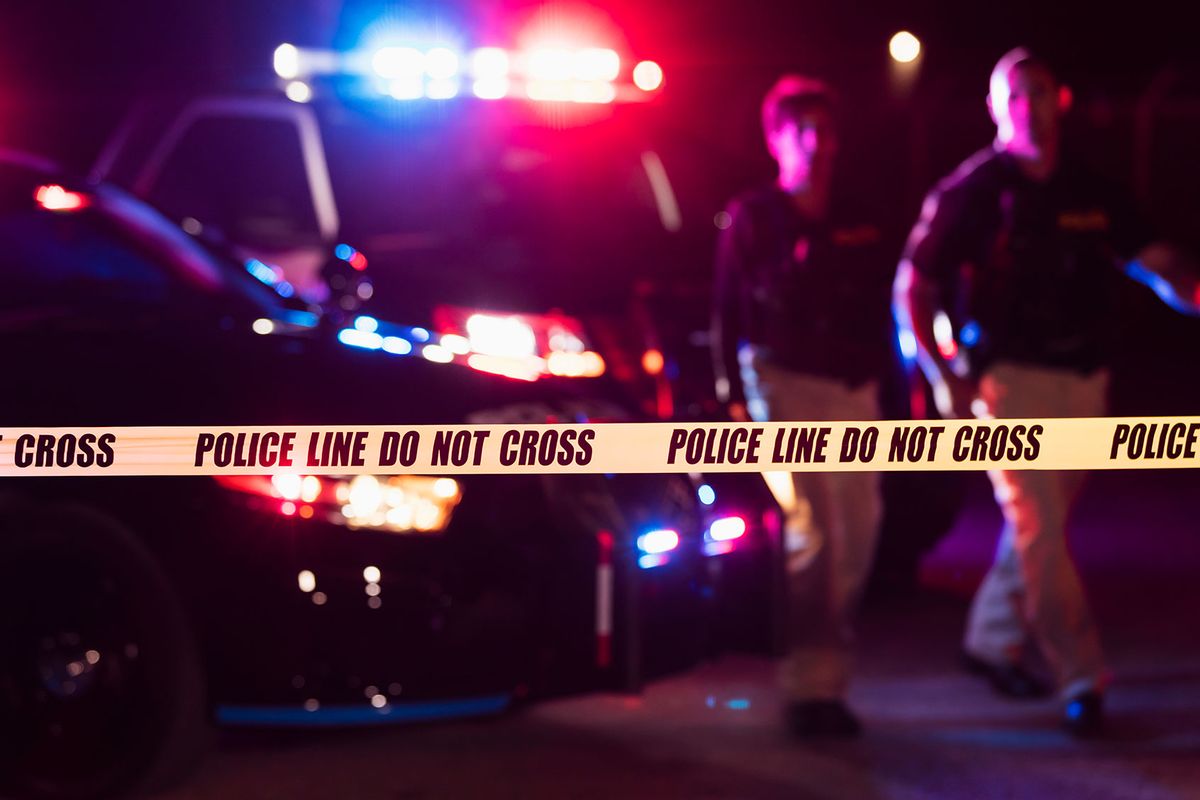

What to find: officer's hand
left=932, top=374, right=977, bottom=419
left=727, top=402, right=751, bottom=422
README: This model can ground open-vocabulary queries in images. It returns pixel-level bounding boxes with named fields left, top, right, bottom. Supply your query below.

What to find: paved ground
left=162, top=469, right=1200, bottom=799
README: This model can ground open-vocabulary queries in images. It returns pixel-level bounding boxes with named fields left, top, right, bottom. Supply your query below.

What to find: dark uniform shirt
left=711, top=184, right=894, bottom=406
left=905, top=148, right=1151, bottom=377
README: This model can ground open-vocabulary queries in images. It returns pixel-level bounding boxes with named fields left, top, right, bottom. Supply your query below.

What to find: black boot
left=962, top=650, right=1052, bottom=699
left=1063, top=690, right=1105, bottom=738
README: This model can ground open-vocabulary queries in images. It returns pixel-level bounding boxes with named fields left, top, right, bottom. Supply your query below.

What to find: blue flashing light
left=725, top=698, right=751, bottom=711
left=897, top=328, right=918, bottom=362
left=636, top=528, right=679, bottom=555
left=334, top=243, right=354, bottom=261
left=276, top=281, right=295, bottom=298
left=697, top=484, right=716, bottom=506
left=215, top=693, right=510, bottom=727
left=382, top=336, right=413, bottom=355
left=960, top=320, right=981, bottom=347
left=354, top=315, right=380, bottom=333
left=338, top=328, right=384, bottom=350
left=411, top=327, right=431, bottom=342
left=246, top=258, right=278, bottom=286
left=281, top=310, right=320, bottom=329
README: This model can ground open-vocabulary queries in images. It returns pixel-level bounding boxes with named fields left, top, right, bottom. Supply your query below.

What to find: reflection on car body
left=0, top=152, right=738, bottom=798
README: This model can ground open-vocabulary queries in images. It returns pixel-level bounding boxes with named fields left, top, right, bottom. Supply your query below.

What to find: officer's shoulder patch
left=831, top=224, right=881, bottom=247
left=1057, top=209, right=1110, bottom=232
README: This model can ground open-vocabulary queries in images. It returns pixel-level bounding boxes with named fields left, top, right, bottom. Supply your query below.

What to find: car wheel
left=0, top=501, right=208, bottom=798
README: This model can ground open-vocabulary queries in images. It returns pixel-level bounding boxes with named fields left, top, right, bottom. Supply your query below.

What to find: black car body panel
left=0, top=155, right=716, bottom=726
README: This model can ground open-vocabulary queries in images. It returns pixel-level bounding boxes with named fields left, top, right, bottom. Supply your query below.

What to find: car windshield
left=0, top=162, right=290, bottom=315
left=319, top=104, right=677, bottom=316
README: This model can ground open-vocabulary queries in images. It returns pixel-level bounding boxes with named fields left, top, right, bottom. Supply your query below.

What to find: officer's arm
left=894, top=261, right=975, bottom=418
left=894, top=186, right=976, bottom=419
left=1124, top=243, right=1200, bottom=316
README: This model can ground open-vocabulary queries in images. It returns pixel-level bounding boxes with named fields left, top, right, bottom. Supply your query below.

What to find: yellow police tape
left=2, top=417, right=1198, bottom=476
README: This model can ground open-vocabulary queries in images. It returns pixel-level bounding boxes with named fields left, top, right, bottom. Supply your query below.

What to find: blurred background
left=1, top=2, right=1199, bottom=798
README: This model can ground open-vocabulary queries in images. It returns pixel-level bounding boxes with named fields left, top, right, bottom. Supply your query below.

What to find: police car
left=90, top=19, right=780, bottom=608
left=92, top=29, right=684, bottom=413
left=0, top=150, right=731, bottom=797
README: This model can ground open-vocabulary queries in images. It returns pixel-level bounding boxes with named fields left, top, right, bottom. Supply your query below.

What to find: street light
left=889, top=31, right=921, bottom=64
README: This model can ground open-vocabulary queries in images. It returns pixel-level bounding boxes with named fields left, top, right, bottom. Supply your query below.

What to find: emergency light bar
left=274, top=41, right=662, bottom=104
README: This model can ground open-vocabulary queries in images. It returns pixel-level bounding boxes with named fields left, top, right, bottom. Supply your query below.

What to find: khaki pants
left=964, top=362, right=1109, bottom=699
left=742, top=354, right=882, bottom=700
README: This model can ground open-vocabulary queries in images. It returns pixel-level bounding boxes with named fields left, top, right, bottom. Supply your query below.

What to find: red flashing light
left=473, top=78, right=510, bottom=99
left=632, top=60, right=663, bottom=92
left=708, top=515, right=748, bottom=542
left=472, top=47, right=509, bottom=80
left=703, top=515, right=748, bottom=557
left=35, top=184, right=91, bottom=212
left=527, top=48, right=574, bottom=81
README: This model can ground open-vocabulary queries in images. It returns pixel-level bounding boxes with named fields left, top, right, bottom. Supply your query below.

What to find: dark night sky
left=3, top=0, right=1198, bottom=235
left=4, top=0, right=1198, bottom=90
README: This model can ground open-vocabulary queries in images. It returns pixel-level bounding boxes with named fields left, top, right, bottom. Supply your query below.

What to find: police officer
left=712, top=75, right=894, bottom=737
left=895, top=47, right=1199, bottom=736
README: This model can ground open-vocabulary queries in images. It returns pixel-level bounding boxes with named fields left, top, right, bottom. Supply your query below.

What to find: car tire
left=0, top=500, right=209, bottom=799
